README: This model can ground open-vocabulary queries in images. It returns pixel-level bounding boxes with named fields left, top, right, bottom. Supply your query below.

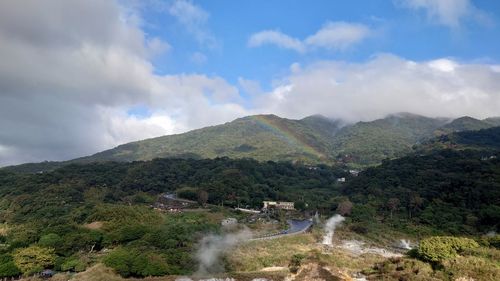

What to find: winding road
left=251, top=219, right=313, bottom=240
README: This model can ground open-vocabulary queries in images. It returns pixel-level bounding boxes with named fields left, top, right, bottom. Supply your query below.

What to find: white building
left=262, top=201, right=295, bottom=210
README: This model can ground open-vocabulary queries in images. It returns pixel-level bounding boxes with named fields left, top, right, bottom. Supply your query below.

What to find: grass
left=442, top=255, right=500, bottom=281
left=227, top=233, right=316, bottom=272
left=0, top=223, right=8, bottom=236
left=363, top=245, right=500, bottom=281
left=16, top=263, right=288, bottom=281
left=70, top=264, right=133, bottom=281
left=226, top=229, right=386, bottom=276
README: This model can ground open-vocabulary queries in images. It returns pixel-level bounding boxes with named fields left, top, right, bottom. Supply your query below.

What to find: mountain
left=77, top=114, right=342, bottom=164
left=434, top=116, right=494, bottom=135
left=422, top=125, right=500, bottom=152
left=331, top=113, right=449, bottom=166
left=4, top=113, right=500, bottom=172
left=484, top=117, right=500, bottom=127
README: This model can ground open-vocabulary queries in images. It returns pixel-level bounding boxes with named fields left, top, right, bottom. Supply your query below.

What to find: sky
left=1, top=0, right=500, bottom=166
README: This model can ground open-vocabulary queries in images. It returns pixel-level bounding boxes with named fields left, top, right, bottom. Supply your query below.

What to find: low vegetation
left=366, top=236, right=500, bottom=281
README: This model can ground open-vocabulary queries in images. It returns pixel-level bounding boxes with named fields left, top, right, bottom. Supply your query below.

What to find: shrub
left=60, top=229, right=103, bottom=255
left=0, top=261, right=21, bottom=278
left=417, top=236, right=479, bottom=263
left=478, top=235, right=500, bottom=249
left=369, top=257, right=438, bottom=280
left=38, top=233, right=62, bottom=248
left=13, top=245, right=56, bottom=275
left=61, top=257, right=86, bottom=272
left=288, top=253, right=306, bottom=274
left=103, top=247, right=134, bottom=277
left=103, top=247, right=170, bottom=277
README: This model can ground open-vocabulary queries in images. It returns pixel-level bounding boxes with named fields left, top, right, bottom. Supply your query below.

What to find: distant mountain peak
left=441, top=116, right=491, bottom=132
left=450, top=116, right=480, bottom=122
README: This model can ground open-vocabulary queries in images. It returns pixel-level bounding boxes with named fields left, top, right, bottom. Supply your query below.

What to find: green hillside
left=77, top=114, right=340, bottom=164
left=71, top=114, right=500, bottom=167
left=434, top=116, right=494, bottom=136
left=343, top=148, right=500, bottom=234
left=422, top=126, right=500, bottom=151
left=4, top=113, right=500, bottom=173
left=331, top=113, right=448, bottom=166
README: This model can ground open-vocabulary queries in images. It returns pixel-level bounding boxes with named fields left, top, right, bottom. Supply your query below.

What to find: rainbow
left=249, top=115, right=325, bottom=159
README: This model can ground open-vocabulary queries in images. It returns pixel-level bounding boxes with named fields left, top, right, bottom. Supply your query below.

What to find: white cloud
left=305, top=21, right=371, bottom=50
left=146, top=37, right=171, bottom=57
left=257, top=54, right=500, bottom=122
left=428, top=58, right=458, bottom=72
left=190, top=51, right=208, bottom=64
left=0, top=0, right=245, bottom=166
left=397, top=0, right=491, bottom=28
left=248, top=21, right=372, bottom=53
left=248, top=30, right=306, bottom=53
left=168, top=0, right=217, bottom=48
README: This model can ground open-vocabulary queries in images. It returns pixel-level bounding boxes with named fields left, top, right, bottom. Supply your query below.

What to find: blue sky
left=141, top=0, right=500, bottom=88
left=1, top=0, right=500, bottom=165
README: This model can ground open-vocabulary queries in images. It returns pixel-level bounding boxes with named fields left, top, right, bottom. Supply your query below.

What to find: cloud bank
left=0, top=0, right=244, bottom=166
left=259, top=55, right=500, bottom=122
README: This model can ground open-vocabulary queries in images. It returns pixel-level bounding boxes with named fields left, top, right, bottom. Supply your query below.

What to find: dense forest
left=424, top=126, right=500, bottom=151
left=0, top=157, right=346, bottom=221
left=1, top=147, right=500, bottom=277
left=343, top=149, right=500, bottom=235
left=0, top=158, right=346, bottom=277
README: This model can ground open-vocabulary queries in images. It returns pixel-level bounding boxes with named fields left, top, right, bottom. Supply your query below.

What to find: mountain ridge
left=3, top=113, right=500, bottom=173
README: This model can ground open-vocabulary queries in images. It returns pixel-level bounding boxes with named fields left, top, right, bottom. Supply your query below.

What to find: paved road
left=251, top=219, right=313, bottom=240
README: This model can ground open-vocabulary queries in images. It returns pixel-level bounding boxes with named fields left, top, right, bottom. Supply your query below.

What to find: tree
left=38, top=233, right=62, bottom=249
left=13, top=246, right=56, bottom=275
left=337, top=199, right=353, bottom=216
left=387, top=198, right=400, bottom=219
left=197, top=190, right=208, bottom=207
left=295, top=201, right=306, bottom=211
left=103, top=248, right=134, bottom=277
left=103, top=248, right=170, bottom=277
left=0, top=261, right=21, bottom=278
left=409, top=194, right=424, bottom=219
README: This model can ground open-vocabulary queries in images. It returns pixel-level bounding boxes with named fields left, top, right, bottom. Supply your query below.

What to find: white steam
left=195, top=229, right=252, bottom=275
left=399, top=239, right=412, bottom=250
left=322, top=214, right=345, bottom=245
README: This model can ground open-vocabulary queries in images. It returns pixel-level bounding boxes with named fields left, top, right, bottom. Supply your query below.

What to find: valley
left=0, top=124, right=499, bottom=280
left=3, top=1, right=500, bottom=280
